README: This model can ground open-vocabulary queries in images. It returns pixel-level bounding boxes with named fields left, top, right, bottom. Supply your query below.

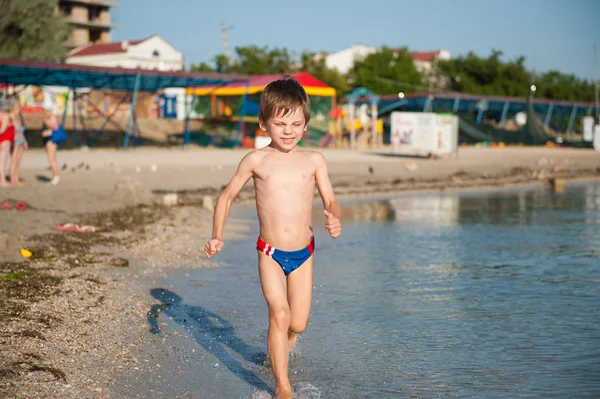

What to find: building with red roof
left=320, top=44, right=450, bottom=75
left=66, top=35, right=183, bottom=72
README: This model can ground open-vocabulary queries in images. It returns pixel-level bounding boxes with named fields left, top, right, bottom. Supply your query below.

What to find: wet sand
left=1, top=146, right=599, bottom=398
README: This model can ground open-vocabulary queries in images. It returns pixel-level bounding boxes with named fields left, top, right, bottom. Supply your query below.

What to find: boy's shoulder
left=296, top=148, right=326, bottom=160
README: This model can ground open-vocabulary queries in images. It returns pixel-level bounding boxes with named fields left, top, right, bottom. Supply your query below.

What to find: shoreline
left=1, top=146, right=599, bottom=398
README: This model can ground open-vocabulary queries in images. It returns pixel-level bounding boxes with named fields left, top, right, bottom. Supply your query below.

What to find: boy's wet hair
left=259, top=75, right=310, bottom=125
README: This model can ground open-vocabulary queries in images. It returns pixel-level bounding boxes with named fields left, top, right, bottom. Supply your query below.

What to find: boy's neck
left=268, top=143, right=300, bottom=154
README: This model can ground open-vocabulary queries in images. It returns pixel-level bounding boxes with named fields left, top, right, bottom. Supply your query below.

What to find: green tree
left=189, top=62, right=215, bottom=73
left=535, top=70, right=594, bottom=102
left=0, top=0, right=70, bottom=61
left=228, top=46, right=293, bottom=75
left=437, top=50, right=532, bottom=97
left=347, top=47, right=423, bottom=95
left=295, top=51, right=350, bottom=100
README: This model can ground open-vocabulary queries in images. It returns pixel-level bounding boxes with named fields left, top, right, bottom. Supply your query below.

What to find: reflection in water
left=342, top=184, right=600, bottom=228
left=341, top=194, right=460, bottom=226
left=319, top=184, right=600, bottom=398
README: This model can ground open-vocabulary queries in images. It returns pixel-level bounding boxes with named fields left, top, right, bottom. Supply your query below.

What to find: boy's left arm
left=315, top=153, right=342, bottom=238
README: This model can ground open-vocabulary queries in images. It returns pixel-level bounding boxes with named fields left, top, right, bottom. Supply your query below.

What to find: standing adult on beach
left=9, top=100, right=28, bottom=186
left=41, top=103, right=62, bottom=185
left=0, top=97, right=15, bottom=188
left=205, top=76, right=342, bottom=399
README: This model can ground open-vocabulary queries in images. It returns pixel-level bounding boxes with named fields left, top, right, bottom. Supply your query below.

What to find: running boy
left=204, top=76, right=342, bottom=399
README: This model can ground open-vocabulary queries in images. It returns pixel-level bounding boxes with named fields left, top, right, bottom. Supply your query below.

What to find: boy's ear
left=258, top=119, right=267, bottom=131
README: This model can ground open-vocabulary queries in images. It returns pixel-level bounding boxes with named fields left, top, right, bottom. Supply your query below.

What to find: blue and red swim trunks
left=256, top=236, right=315, bottom=275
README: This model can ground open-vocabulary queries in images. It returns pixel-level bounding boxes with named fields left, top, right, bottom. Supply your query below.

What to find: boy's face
left=261, top=107, right=307, bottom=152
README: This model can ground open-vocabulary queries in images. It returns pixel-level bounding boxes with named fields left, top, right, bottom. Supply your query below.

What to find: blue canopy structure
left=355, top=92, right=599, bottom=144
left=0, top=58, right=247, bottom=91
left=0, top=58, right=249, bottom=148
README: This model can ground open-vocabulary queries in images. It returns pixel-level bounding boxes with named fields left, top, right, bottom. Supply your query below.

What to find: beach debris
left=368, top=166, right=374, bottom=175
left=113, top=177, right=153, bottom=205
left=202, top=195, right=214, bottom=212
left=404, top=162, right=417, bottom=172
left=54, top=223, right=97, bottom=233
left=2, top=201, right=11, bottom=210
left=162, top=193, right=179, bottom=206
left=150, top=164, right=158, bottom=172
left=135, top=165, right=142, bottom=173
left=20, top=248, right=32, bottom=258
left=110, top=257, right=129, bottom=267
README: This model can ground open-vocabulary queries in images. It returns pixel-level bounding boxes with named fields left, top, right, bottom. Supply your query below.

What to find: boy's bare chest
left=254, top=164, right=315, bottom=190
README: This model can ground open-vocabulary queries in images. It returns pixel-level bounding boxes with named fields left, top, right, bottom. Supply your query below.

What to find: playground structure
left=189, top=72, right=336, bottom=148
left=358, top=92, right=600, bottom=147
left=0, top=58, right=248, bottom=148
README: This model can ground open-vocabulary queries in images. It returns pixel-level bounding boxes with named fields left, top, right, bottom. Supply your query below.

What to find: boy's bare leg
left=287, top=256, right=314, bottom=350
left=258, top=253, right=293, bottom=399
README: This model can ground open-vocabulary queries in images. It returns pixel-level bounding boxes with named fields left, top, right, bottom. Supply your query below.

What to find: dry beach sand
left=1, top=146, right=599, bottom=398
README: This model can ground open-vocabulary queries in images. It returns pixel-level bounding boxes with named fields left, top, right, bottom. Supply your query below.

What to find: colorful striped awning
left=190, top=72, right=336, bottom=97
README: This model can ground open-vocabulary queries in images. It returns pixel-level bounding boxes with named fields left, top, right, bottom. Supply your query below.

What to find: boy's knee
left=269, top=306, right=291, bottom=329
left=289, top=319, right=308, bottom=334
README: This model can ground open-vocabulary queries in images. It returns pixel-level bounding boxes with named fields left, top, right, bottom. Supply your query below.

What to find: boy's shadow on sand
left=147, top=288, right=270, bottom=392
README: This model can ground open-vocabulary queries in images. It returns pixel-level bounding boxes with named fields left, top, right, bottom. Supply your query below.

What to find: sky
left=112, top=0, right=600, bottom=80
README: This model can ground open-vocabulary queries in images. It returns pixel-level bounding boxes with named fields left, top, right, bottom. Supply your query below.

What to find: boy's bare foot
left=274, top=386, right=293, bottom=399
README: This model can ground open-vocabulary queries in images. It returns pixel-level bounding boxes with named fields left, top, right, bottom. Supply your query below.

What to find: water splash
left=252, top=389, right=272, bottom=399
left=294, top=382, right=321, bottom=399
left=251, top=383, right=321, bottom=399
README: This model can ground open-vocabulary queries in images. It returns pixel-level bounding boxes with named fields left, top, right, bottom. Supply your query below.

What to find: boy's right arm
left=204, top=151, right=259, bottom=258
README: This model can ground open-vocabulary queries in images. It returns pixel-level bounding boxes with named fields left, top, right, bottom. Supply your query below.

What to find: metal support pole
left=124, top=73, right=141, bottom=149
left=543, top=103, right=554, bottom=131
left=565, top=105, right=577, bottom=141
left=349, top=102, right=356, bottom=150
left=499, top=101, right=509, bottom=127
left=184, top=94, right=197, bottom=147
left=235, top=80, right=250, bottom=148
left=72, top=88, right=78, bottom=147
left=452, top=96, right=460, bottom=114
left=371, top=102, right=378, bottom=149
